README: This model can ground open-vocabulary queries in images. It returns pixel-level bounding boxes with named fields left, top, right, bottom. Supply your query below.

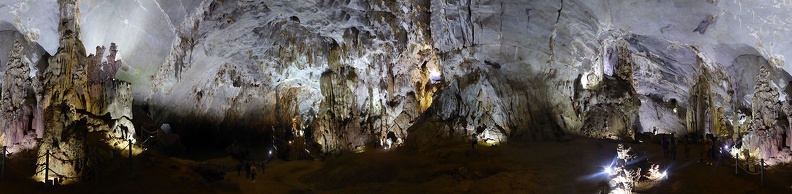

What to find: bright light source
left=672, top=108, right=678, bottom=114
left=661, top=170, right=668, bottom=178
left=429, top=70, right=442, bottom=84
left=604, top=166, right=614, bottom=175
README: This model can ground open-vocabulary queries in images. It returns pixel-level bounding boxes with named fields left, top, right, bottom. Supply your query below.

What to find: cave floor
left=2, top=136, right=791, bottom=193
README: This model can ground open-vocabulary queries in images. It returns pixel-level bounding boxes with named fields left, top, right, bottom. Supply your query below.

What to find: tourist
left=251, top=164, right=257, bottom=183
left=703, top=136, right=713, bottom=163
left=471, top=133, right=478, bottom=149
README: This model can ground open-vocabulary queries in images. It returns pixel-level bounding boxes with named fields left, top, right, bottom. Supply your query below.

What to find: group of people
left=700, top=134, right=720, bottom=164
left=661, top=133, right=678, bottom=160
left=659, top=132, right=722, bottom=164
left=237, top=160, right=266, bottom=183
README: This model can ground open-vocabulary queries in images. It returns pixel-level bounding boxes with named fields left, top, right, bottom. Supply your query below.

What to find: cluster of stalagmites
left=0, top=0, right=136, bottom=183
left=743, top=66, right=792, bottom=165
left=575, top=40, right=640, bottom=141
left=86, top=43, right=123, bottom=83
left=606, top=144, right=666, bottom=194
left=0, top=41, right=40, bottom=152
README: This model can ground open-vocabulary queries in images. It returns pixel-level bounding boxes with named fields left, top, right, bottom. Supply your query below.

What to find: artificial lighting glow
left=672, top=108, right=678, bottom=114
left=661, top=170, right=668, bottom=178
left=109, top=138, right=143, bottom=157
left=354, top=146, right=366, bottom=153
left=604, top=166, right=615, bottom=175
left=429, top=70, right=442, bottom=84
left=477, top=130, right=504, bottom=146
left=728, top=146, right=740, bottom=158
left=581, top=71, right=601, bottom=89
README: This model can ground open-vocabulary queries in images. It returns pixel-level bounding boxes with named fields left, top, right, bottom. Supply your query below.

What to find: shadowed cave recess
left=0, top=0, right=792, bottom=193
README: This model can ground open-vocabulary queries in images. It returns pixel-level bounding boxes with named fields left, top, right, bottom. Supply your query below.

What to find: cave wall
left=139, top=0, right=792, bottom=157
left=139, top=0, right=653, bottom=151
left=0, top=0, right=790, bottom=163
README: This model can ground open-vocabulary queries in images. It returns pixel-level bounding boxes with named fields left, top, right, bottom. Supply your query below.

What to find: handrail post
left=45, top=150, right=49, bottom=184
left=760, top=158, right=764, bottom=187
left=735, top=152, right=738, bottom=175
left=2, top=146, right=6, bottom=179
left=128, top=139, right=132, bottom=174
left=94, top=147, right=99, bottom=185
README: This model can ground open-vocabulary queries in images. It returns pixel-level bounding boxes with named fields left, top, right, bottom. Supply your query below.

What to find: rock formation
left=741, top=66, right=790, bottom=165
left=0, top=0, right=790, bottom=167
left=137, top=0, right=791, bottom=164
left=1, top=41, right=35, bottom=150
left=32, top=0, right=136, bottom=183
left=751, top=66, right=780, bottom=131
left=86, top=43, right=122, bottom=83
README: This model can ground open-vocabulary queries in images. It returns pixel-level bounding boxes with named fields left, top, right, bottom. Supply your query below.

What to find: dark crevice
left=467, top=0, right=474, bottom=46
left=556, top=0, right=564, bottom=23
left=548, top=0, right=564, bottom=64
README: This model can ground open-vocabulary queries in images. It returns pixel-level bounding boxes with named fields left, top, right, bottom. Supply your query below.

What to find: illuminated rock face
left=134, top=0, right=792, bottom=158
left=32, top=0, right=136, bottom=182
left=1, top=0, right=792, bottom=162
left=147, top=0, right=440, bottom=155
left=1, top=41, right=34, bottom=148
left=741, top=66, right=790, bottom=164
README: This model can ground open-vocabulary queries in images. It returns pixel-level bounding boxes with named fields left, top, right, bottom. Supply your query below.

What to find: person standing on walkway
left=703, top=136, right=713, bottom=164
left=251, top=164, right=257, bottom=183
left=471, top=133, right=478, bottom=149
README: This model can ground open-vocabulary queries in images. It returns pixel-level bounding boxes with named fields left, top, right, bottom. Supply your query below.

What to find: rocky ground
left=1, top=135, right=790, bottom=193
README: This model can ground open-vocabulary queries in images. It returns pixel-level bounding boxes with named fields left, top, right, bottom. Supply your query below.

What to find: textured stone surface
left=0, top=0, right=791, bottom=164
left=752, top=66, right=780, bottom=131
left=123, top=0, right=792, bottom=160
left=1, top=41, right=33, bottom=148
left=32, top=0, right=137, bottom=182
left=740, top=65, right=790, bottom=165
